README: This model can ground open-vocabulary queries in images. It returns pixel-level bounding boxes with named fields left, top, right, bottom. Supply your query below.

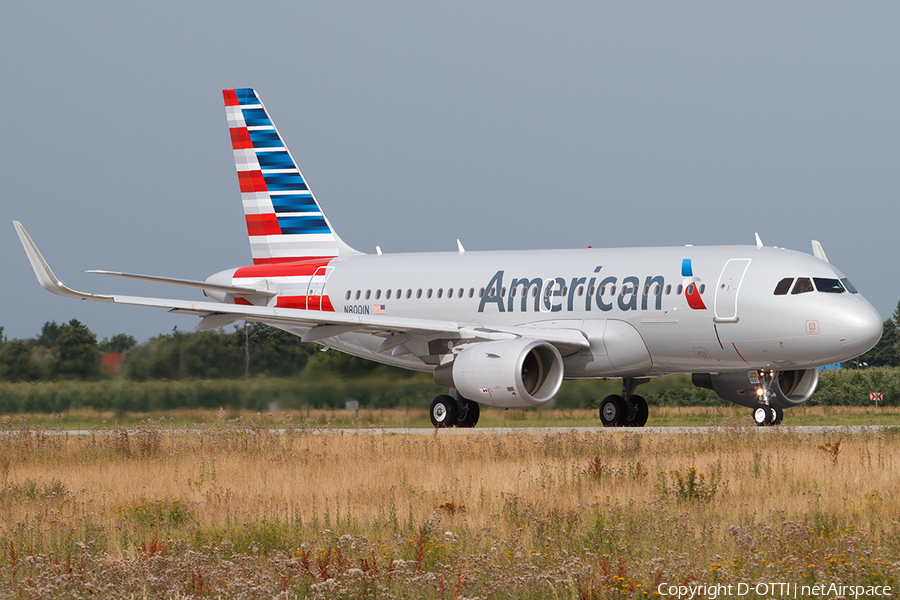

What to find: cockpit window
left=840, top=278, right=858, bottom=294
left=791, top=277, right=814, bottom=294
left=773, top=278, right=793, bottom=295
left=813, top=278, right=845, bottom=293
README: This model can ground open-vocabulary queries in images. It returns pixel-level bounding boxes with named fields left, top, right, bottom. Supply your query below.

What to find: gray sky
left=2, top=2, right=898, bottom=343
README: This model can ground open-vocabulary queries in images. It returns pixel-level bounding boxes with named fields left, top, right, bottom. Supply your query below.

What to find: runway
left=34, top=424, right=896, bottom=436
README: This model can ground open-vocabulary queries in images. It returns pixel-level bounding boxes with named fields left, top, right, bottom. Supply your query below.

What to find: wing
left=13, top=222, right=589, bottom=354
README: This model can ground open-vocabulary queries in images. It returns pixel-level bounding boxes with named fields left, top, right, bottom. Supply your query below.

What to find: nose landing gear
left=752, top=370, right=783, bottom=426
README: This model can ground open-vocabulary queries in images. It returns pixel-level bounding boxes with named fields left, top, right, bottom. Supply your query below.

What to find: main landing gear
left=752, top=370, right=783, bottom=426
left=599, top=377, right=650, bottom=427
left=430, top=392, right=480, bottom=428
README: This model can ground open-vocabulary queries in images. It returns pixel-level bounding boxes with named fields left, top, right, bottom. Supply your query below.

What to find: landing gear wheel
left=600, top=395, right=628, bottom=427
left=770, top=406, right=783, bottom=426
left=455, top=399, right=480, bottom=428
left=753, top=406, right=773, bottom=427
left=628, top=395, right=649, bottom=427
left=430, top=395, right=457, bottom=428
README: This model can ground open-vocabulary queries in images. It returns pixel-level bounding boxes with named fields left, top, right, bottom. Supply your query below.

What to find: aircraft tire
left=430, top=395, right=457, bottom=428
left=600, top=395, right=628, bottom=427
left=753, top=406, right=769, bottom=427
left=629, top=395, right=649, bottom=427
left=770, top=406, right=784, bottom=425
left=455, top=399, right=480, bottom=428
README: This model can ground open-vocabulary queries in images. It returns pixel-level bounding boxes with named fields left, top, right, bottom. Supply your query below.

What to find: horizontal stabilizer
left=86, top=270, right=276, bottom=297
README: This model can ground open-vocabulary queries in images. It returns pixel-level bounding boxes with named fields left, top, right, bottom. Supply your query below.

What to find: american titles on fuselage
left=341, top=267, right=707, bottom=314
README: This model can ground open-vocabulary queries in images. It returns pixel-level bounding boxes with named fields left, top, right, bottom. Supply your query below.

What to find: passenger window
left=676, top=284, right=682, bottom=295
left=791, top=278, right=814, bottom=294
left=643, top=285, right=649, bottom=296
left=447, top=288, right=453, bottom=299
left=479, top=288, right=485, bottom=298
left=396, top=289, right=401, bottom=299
left=355, top=290, right=361, bottom=300
left=609, top=285, right=616, bottom=296
left=814, top=278, right=845, bottom=293
left=365, top=290, right=371, bottom=300
left=459, top=288, right=464, bottom=298
left=437, top=288, right=443, bottom=298
left=386, top=289, right=392, bottom=299
left=345, top=291, right=351, bottom=300
left=577, top=286, right=584, bottom=297
left=773, top=278, right=793, bottom=295
left=665, top=284, right=671, bottom=295
left=375, top=289, right=381, bottom=300
left=841, top=278, right=858, bottom=294
left=406, top=289, right=412, bottom=299
left=699, top=284, right=705, bottom=294
left=417, top=289, right=423, bottom=299
left=501, top=287, right=506, bottom=297
left=468, top=288, right=474, bottom=298
left=426, top=289, right=433, bottom=298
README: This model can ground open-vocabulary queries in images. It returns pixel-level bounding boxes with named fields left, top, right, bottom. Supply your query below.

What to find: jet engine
left=433, top=338, right=564, bottom=408
left=692, top=369, right=819, bottom=409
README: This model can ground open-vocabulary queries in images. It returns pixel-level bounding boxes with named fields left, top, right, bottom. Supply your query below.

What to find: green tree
left=100, top=333, right=137, bottom=353
left=246, top=323, right=317, bottom=376
left=182, top=330, right=244, bottom=378
left=0, top=339, right=43, bottom=382
left=51, top=319, right=100, bottom=379
left=37, top=321, right=62, bottom=348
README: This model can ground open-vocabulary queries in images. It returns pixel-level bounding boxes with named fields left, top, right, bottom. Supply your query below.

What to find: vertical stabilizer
left=223, top=89, right=358, bottom=264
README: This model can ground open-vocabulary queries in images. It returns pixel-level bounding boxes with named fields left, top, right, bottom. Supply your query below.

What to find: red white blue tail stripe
left=223, top=88, right=340, bottom=264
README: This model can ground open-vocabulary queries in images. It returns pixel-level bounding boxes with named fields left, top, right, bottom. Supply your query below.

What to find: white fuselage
left=224, top=244, right=882, bottom=378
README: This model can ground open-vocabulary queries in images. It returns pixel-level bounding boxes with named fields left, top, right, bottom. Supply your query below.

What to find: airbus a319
left=14, top=89, right=883, bottom=427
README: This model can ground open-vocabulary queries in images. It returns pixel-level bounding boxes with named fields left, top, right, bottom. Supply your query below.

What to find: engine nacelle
left=692, top=369, right=819, bottom=409
left=433, top=338, right=564, bottom=408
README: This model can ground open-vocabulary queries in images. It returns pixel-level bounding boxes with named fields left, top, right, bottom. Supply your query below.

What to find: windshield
left=813, top=278, right=845, bottom=294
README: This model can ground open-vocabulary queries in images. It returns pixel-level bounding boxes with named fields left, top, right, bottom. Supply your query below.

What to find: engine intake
left=692, top=368, right=819, bottom=409
left=433, top=338, right=564, bottom=408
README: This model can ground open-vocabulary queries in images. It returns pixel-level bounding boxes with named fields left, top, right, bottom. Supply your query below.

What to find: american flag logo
left=373, top=304, right=385, bottom=315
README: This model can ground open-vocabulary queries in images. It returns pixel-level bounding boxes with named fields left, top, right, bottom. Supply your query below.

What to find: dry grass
left=0, top=419, right=898, bottom=598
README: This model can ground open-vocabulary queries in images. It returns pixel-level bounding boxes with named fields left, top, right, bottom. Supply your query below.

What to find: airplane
left=14, top=88, right=883, bottom=428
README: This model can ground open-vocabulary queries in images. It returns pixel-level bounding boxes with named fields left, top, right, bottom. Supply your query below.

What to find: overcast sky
left=2, top=2, right=898, bottom=343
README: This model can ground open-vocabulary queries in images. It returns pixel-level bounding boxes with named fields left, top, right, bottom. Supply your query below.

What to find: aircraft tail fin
left=223, top=89, right=359, bottom=264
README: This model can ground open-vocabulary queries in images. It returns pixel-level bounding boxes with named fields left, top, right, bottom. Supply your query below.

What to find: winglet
left=755, top=232, right=763, bottom=249
left=12, top=221, right=113, bottom=301
left=811, top=240, right=829, bottom=263
left=457, top=239, right=465, bottom=254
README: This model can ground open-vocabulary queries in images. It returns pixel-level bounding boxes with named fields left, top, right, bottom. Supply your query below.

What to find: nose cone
left=836, top=301, right=883, bottom=357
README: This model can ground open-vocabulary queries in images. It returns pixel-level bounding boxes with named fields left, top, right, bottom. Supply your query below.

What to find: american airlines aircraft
left=14, top=89, right=882, bottom=428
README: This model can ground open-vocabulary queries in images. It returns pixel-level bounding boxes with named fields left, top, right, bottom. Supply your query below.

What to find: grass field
left=1, top=418, right=898, bottom=598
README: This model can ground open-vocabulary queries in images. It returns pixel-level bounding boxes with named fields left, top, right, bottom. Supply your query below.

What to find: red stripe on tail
left=230, top=127, right=253, bottom=150
left=245, top=214, right=281, bottom=236
left=238, top=171, right=268, bottom=193
left=222, top=89, right=239, bottom=106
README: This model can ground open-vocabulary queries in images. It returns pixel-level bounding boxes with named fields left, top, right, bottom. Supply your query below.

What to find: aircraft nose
left=836, top=301, right=883, bottom=356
